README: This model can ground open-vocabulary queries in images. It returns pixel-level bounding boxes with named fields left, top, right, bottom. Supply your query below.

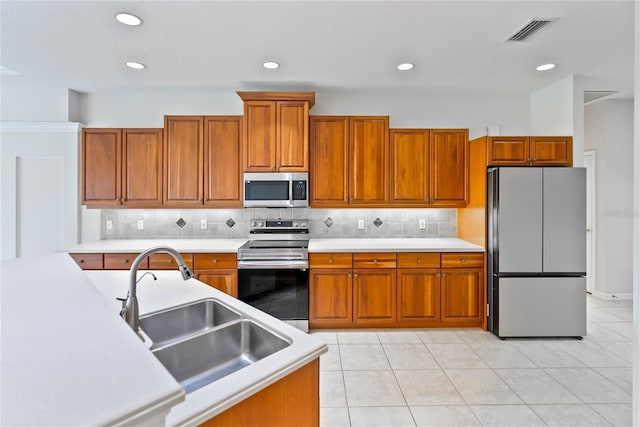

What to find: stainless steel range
left=237, top=220, right=310, bottom=331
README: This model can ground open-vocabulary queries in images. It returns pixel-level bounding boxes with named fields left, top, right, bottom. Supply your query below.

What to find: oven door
left=237, top=262, right=309, bottom=321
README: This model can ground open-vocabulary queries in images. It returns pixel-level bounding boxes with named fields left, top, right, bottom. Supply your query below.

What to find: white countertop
left=2, top=253, right=326, bottom=427
left=1, top=253, right=184, bottom=426
left=308, top=238, right=484, bottom=252
left=65, top=239, right=247, bottom=253
left=67, top=238, right=484, bottom=253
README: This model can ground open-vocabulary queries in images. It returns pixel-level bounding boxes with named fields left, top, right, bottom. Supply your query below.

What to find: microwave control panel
left=293, top=180, right=307, bottom=201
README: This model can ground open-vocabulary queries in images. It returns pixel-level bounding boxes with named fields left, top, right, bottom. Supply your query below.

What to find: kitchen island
left=1, top=253, right=326, bottom=426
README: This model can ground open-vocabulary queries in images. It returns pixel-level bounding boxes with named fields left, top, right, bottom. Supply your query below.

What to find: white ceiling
left=0, top=1, right=635, bottom=98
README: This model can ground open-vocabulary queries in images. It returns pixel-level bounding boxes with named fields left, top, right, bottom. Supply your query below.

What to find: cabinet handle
left=79, top=259, right=85, bottom=264
left=460, top=258, right=466, bottom=264
left=417, top=258, right=422, bottom=263
left=167, top=259, right=174, bottom=264
left=441, top=273, right=447, bottom=277
left=123, top=259, right=129, bottom=263
left=328, top=258, right=333, bottom=264
left=373, top=259, right=378, bottom=264
left=348, top=273, right=352, bottom=278
left=213, top=258, right=218, bottom=264
left=353, top=273, right=359, bottom=278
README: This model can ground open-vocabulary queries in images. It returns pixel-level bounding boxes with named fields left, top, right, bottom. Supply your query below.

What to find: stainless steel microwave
left=243, top=172, right=309, bottom=208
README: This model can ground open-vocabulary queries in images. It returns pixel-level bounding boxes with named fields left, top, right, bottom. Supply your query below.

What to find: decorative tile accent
left=324, top=217, right=334, bottom=228
left=225, top=218, right=236, bottom=228
left=175, top=218, right=186, bottom=228
left=373, top=217, right=383, bottom=228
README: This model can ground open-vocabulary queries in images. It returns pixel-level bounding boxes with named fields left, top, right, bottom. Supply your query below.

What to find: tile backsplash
left=101, top=208, right=458, bottom=240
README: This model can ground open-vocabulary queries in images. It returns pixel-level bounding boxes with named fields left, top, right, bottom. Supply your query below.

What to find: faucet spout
left=122, top=246, right=193, bottom=334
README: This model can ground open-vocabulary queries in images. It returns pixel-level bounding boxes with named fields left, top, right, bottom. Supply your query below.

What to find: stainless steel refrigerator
left=487, top=167, right=586, bottom=338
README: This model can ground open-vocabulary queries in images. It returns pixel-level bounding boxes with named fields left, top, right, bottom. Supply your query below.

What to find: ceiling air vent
left=506, top=19, right=554, bottom=42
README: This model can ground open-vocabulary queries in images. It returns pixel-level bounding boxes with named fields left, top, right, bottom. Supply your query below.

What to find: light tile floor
left=312, top=295, right=633, bottom=426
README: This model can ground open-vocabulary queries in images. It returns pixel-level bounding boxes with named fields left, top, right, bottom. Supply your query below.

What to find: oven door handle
left=237, top=260, right=309, bottom=270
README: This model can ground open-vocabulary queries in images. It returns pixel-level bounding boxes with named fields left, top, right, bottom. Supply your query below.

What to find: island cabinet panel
left=390, top=129, right=430, bottom=205
left=203, top=358, right=319, bottom=427
left=309, top=269, right=353, bottom=327
left=82, top=128, right=122, bottom=206
left=147, top=253, right=194, bottom=270
left=204, top=116, right=243, bottom=207
left=349, top=116, right=390, bottom=205
left=122, top=129, right=163, bottom=206
left=429, top=129, right=469, bottom=207
left=309, top=116, right=350, bottom=206
left=276, top=101, right=309, bottom=171
left=486, top=136, right=530, bottom=166
left=243, top=101, right=277, bottom=171
left=353, top=269, right=396, bottom=325
left=529, top=136, right=573, bottom=166
left=69, top=253, right=103, bottom=270
left=397, top=269, right=440, bottom=323
left=440, top=268, right=483, bottom=323
left=163, top=116, right=204, bottom=206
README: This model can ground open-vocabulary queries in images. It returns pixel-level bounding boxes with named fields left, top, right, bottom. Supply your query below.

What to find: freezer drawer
left=497, top=277, right=586, bottom=338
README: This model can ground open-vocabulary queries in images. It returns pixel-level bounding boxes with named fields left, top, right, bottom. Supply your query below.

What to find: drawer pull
left=328, top=258, right=333, bottom=264
left=213, top=259, right=218, bottom=264
left=373, top=259, right=378, bottom=263
left=353, top=273, right=359, bottom=278
left=79, top=259, right=85, bottom=264
left=167, top=259, right=174, bottom=264
left=460, top=258, right=466, bottom=263
left=123, top=259, right=129, bottom=263
left=417, top=258, right=422, bottom=263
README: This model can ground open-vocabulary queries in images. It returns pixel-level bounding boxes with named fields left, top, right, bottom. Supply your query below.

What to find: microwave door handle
left=289, top=179, right=294, bottom=207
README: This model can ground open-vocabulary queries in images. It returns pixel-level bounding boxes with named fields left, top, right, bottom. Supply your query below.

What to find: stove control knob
left=301, top=222, right=307, bottom=228
left=293, top=222, right=299, bottom=227
left=251, top=221, right=257, bottom=227
left=259, top=221, right=265, bottom=227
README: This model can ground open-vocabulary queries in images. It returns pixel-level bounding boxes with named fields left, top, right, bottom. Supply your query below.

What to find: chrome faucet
left=120, top=246, right=193, bottom=333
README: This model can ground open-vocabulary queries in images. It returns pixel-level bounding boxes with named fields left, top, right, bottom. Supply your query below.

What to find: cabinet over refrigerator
left=487, top=167, right=587, bottom=338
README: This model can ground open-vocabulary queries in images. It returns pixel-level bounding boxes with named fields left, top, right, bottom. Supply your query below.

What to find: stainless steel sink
left=151, top=319, right=291, bottom=393
left=139, top=298, right=241, bottom=348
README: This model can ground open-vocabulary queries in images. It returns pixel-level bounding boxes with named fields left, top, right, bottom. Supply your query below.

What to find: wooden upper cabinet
left=487, top=136, right=572, bottom=166
left=529, top=136, right=572, bottom=166
left=122, top=129, right=163, bottom=207
left=486, top=136, right=529, bottom=166
left=350, top=116, right=390, bottom=205
left=204, top=116, right=243, bottom=207
left=82, top=128, right=122, bottom=206
left=430, top=129, right=469, bottom=206
left=310, top=116, right=350, bottom=206
left=239, top=92, right=314, bottom=172
left=276, top=101, right=309, bottom=171
left=243, top=101, right=277, bottom=171
left=163, top=116, right=204, bottom=206
left=390, top=129, right=430, bottom=205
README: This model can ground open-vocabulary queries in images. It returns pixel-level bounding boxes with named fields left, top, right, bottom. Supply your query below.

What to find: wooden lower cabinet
left=396, top=269, right=440, bottom=323
left=309, top=269, right=353, bottom=327
left=440, top=268, right=483, bottom=323
left=353, top=269, right=396, bottom=325
left=196, top=270, right=238, bottom=298
left=69, top=253, right=104, bottom=270
left=202, top=358, right=319, bottom=427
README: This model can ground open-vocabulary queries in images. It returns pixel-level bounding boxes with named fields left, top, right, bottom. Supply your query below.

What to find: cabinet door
left=122, top=129, right=163, bottom=207
left=441, top=268, right=483, bottom=323
left=82, top=128, right=122, bottom=206
left=163, top=116, right=204, bottom=206
left=430, top=129, right=469, bottom=207
left=397, top=269, right=440, bottom=323
left=309, top=269, right=353, bottom=327
left=204, top=116, right=243, bottom=207
left=390, top=129, right=430, bottom=205
left=276, top=101, right=309, bottom=171
left=353, top=269, right=396, bottom=325
left=309, top=116, right=350, bottom=206
left=243, top=101, right=277, bottom=171
left=530, top=136, right=573, bottom=166
left=349, top=116, right=389, bottom=205
left=197, top=269, right=238, bottom=298
left=487, top=136, right=529, bottom=166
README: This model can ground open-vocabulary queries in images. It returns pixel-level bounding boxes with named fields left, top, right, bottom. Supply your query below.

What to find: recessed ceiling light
left=115, top=12, right=142, bottom=26
left=536, top=63, right=556, bottom=71
left=125, top=61, right=145, bottom=70
left=397, top=63, right=414, bottom=71
left=262, top=61, right=280, bottom=70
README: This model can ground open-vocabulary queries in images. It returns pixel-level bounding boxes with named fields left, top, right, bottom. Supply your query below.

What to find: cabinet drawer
left=104, top=253, right=148, bottom=270
left=194, top=253, right=237, bottom=269
left=353, top=253, right=396, bottom=268
left=310, top=253, right=353, bottom=269
left=69, top=253, right=103, bottom=270
left=441, top=253, right=484, bottom=268
left=149, top=253, right=194, bottom=270
left=397, top=252, right=440, bottom=269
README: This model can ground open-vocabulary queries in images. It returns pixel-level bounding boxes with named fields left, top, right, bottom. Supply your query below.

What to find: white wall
left=79, top=90, right=531, bottom=138
left=1, top=88, right=76, bottom=122
left=632, top=2, right=639, bottom=425
left=530, top=75, right=585, bottom=166
left=584, top=99, right=635, bottom=298
left=0, top=124, right=81, bottom=259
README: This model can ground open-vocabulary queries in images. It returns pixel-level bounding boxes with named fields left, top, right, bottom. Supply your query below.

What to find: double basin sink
left=139, top=299, right=291, bottom=394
